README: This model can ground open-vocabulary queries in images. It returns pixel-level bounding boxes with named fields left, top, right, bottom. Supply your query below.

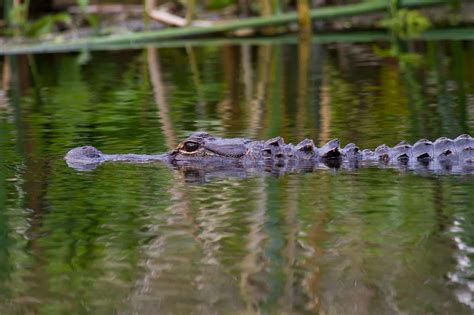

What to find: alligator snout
left=65, top=145, right=172, bottom=171
left=65, top=146, right=104, bottom=161
left=64, top=146, right=106, bottom=170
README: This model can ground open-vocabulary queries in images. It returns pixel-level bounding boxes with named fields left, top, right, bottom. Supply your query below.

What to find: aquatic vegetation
left=378, top=8, right=432, bottom=39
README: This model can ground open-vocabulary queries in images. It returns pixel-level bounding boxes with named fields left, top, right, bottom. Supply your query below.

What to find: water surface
left=0, top=39, right=474, bottom=314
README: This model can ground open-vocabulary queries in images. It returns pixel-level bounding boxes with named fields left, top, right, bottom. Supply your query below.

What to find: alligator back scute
left=264, top=136, right=284, bottom=147
left=319, top=139, right=340, bottom=158
left=341, top=143, right=360, bottom=159
left=455, top=135, right=474, bottom=160
left=454, top=134, right=473, bottom=150
left=374, top=144, right=390, bottom=162
left=244, top=141, right=265, bottom=159
left=412, top=139, right=434, bottom=161
left=433, top=137, right=456, bottom=158
left=361, top=149, right=375, bottom=160
left=295, top=139, right=317, bottom=160
left=390, top=142, right=412, bottom=161
left=461, top=146, right=474, bottom=164
left=261, top=137, right=284, bottom=159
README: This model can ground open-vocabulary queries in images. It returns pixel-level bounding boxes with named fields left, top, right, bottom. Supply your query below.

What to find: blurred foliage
left=204, top=0, right=235, bottom=10
left=0, top=0, right=459, bottom=40
left=3, top=0, right=98, bottom=37
left=373, top=44, right=424, bottom=67
left=378, top=9, right=431, bottom=38
left=25, top=12, right=72, bottom=37
left=77, top=0, right=99, bottom=30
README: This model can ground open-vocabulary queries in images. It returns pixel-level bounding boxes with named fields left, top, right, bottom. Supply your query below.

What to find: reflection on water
left=0, top=39, right=474, bottom=314
left=449, top=215, right=474, bottom=309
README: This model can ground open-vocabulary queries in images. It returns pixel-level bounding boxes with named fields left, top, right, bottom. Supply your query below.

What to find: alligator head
left=64, top=146, right=106, bottom=170
left=169, top=132, right=251, bottom=163
left=64, top=132, right=253, bottom=171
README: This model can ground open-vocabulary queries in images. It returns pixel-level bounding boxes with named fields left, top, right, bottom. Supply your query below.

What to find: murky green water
left=1, top=39, right=474, bottom=314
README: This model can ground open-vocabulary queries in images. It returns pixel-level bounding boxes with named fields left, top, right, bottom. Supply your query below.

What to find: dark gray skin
left=65, top=132, right=474, bottom=175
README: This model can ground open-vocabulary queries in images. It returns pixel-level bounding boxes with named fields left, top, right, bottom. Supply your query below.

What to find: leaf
left=52, top=12, right=73, bottom=25
left=26, top=16, right=55, bottom=37
left=26, top=12, right=72, bottom=37
left=86, top=15, right=99, bottom=29
left=377, top=9, right=431, bottom=39
left=8, top=3, right=28, bottom=25
left=77, top=0, right=89, bottom=10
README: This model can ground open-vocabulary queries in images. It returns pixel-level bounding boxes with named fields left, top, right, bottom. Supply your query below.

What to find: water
left=0, top=39, right=474, bottom=314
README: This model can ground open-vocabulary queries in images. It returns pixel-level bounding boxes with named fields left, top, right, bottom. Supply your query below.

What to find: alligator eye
left=183, top=141, right=199, bottom=152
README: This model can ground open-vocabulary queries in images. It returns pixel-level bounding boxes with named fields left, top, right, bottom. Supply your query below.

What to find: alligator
left=65, top=132, right=474, bottom=175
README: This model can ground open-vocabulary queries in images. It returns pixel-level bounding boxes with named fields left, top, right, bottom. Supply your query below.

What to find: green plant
left=205, top=0, right=235, bottom=10
left=373, top=44, right=424, bottom=67
left=5, top=0, right=72, bottom=37
left=378, top=9, right=431, bottom=38
left=26, top=12, right=72, bottom=37
left=4, top=0, right=100, bottom=38
left=77, top=0, right=99, bottom=29
left=7, top=0, right=30, bottom=35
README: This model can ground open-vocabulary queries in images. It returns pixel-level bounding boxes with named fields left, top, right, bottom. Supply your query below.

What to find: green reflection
left=0, top=38, right=473, bottom=314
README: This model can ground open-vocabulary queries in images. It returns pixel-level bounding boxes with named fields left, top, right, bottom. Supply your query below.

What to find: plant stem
left=297, top=0, right=312, bottom=37
left=272, top=0, right=282, bottom=15
left=258, top=0, right=273, bottom=16
left=185, top=0, right=196, bottom=26
left=4, top=0, right=12, bottom=24
left=0, top=0, right=453, bottom=54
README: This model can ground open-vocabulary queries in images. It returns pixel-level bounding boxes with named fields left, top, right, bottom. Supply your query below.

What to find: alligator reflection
left=448, top=215, right=474, bottom=309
